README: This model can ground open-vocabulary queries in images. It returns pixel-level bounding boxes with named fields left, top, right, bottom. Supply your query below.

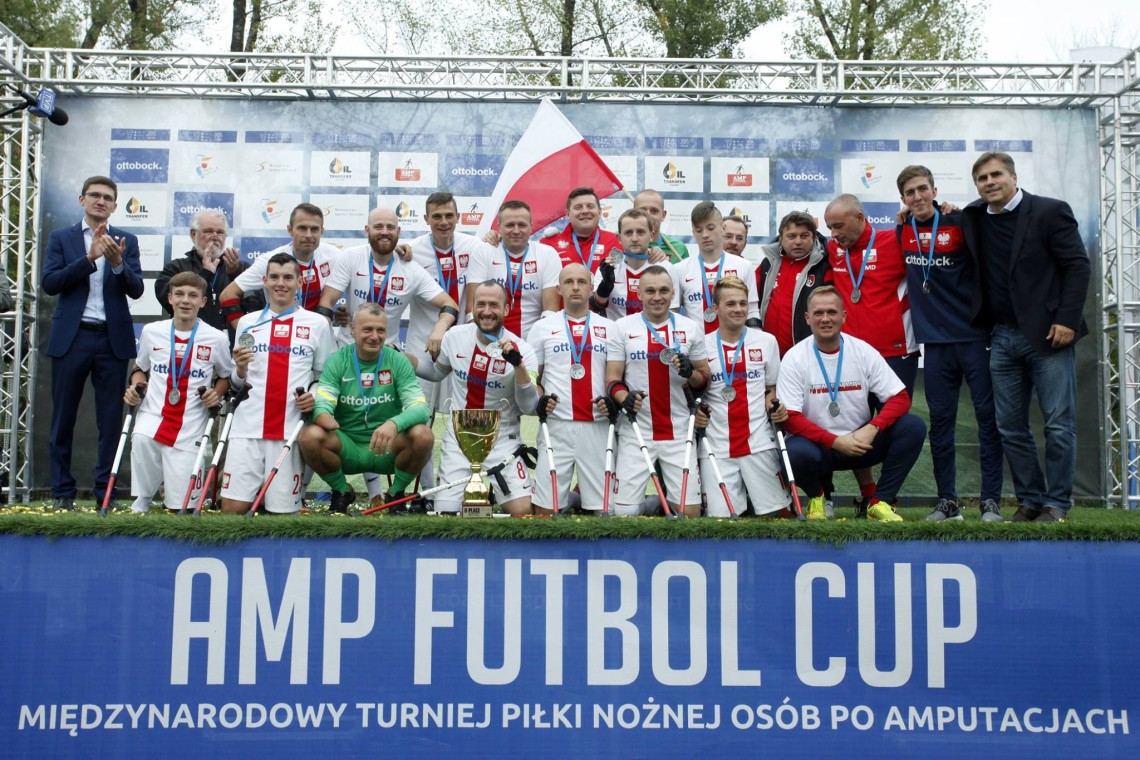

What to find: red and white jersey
left=405, top=233, right=493, bottom=354
left=483, top=243, right=561, bottom=339
left=326, top=245, right=444, bottom=345
left=235, top=242, right=342, bottom=311
left=704, top=327, right=780, bottom=458
left=827, top=224, right=915, bottom=358
left=592, top=259, right=681, bottom=320
left=676, top=252, right=759, bottom=333
left=546, top=226, right=621, bottom=273
left=231, top=308, right=332, bottom=440
left=434, top=324, right=538, bottom=439
left=527, top=310, right=616, bottom=422
left=777, top=334, right=904, bottom=436
left=134, top=319, right=235, bottom=452
left=610, top=312, right=707, bottom=441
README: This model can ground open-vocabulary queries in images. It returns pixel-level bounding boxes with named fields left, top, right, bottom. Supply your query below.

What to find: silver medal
left=850, top=288, right=862, bottom=304
left=659, top=347, right=676, bottom=365
left=237, top=332, right=255, bottom=349
left=828, top=400, right=840, bottom=417
left=722, top=387, right=736, bottom=402
left=607, top=249, right=623, bottom=268
left=922, top=280, right=931, bottom=294
left=570, top=363, right=586, bottom=379
left=485, top=342, right=503, bottom=359
left=703, top=307, right=717, bottom=323
left=168, top=388, right=182, bottom=405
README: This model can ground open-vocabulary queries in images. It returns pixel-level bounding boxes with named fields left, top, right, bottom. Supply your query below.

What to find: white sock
left=131, top=496, right=150, bottom=513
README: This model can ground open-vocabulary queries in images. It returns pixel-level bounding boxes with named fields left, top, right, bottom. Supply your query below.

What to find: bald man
left=634, top=188, right=689, bottom=263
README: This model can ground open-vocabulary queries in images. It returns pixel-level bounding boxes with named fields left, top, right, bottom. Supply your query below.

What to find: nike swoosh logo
left=341, top=377, right=355, bottom=382
left=684, top=276, right=697, bottom=282
left=456, top=353, right=468, bottom=358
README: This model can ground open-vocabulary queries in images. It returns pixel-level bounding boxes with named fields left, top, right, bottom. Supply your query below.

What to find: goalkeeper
left=299, top=303, right=434, bottom=513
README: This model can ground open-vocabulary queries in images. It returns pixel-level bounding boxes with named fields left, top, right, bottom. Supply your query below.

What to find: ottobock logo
left=451, top=167, right=497, bottom=177
left=109, top=148, right=169, bottom=184
left=775, top=159, right=835, bottom=194
left=728, top=164, right=752, bottom=187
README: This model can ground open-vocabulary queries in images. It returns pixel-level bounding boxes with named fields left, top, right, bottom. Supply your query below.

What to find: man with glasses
left=42, top=175, right=144, bottom=510
left=155, top=208, right=259, bottom=331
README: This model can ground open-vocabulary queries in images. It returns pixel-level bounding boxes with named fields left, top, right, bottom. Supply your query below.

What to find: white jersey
left=405, top=232, right=493, bottom=355
left=527, top=310, right=616, bottom=422
left=434, top=323, right=538, bottom=439
left=592, top=259, right=681, bottom=320
left=231, top=307, right=332, bottom=440
left=134, top=319, right=235, bottom=452
left=675, top=251, right=759, bottom=333
left=483, top=242, right=561, bottom=339
left=325, top=245, right=444, bottom=346
left=235, top=242, right=342, bottom=311
left=610, top=311, right=707, bottom=441
left=777, top=333, right=904, bottom=436
left=704, top=327, right=780, bottom=458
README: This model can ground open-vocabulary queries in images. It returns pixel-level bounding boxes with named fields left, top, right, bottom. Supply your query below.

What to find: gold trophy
left=451, top=408, right=502, bottom=518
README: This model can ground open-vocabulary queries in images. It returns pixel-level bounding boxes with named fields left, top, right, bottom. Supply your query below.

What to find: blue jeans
left=924, top=341, right=1003, bottom=501
left=989, top=325, right=1077, bottom=512
left=786, top=413, right=927, bottom=504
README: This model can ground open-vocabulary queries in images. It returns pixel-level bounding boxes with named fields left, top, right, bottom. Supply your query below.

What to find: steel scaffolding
left=2, top=22, right=1139, bottom=504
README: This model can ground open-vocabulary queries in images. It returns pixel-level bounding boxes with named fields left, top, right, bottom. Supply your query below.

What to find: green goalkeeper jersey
left=313, top=345, right=430, bottom=438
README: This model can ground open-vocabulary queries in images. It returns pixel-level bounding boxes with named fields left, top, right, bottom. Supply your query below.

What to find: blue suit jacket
left=42, top=222, right=144, bottom=359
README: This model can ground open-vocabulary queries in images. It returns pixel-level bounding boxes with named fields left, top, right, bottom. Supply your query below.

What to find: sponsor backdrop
left=33, top=100, right=1102, bottom=496
left=1, top=536, right=1136, bottom=758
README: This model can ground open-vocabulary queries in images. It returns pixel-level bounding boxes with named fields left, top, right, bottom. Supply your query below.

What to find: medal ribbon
left=351, top=349, right=380, bottom=427
left=435, top=247, right=457, bottom=300
left=296, top=258, right=319, bottom=308
left=168, top=320, right=201, bottom=400
left=717, top=327, right=747, bottom=393
left=503, top=244, right=530, bottom=301
left=812, top=336, right=845, bottom=410
left=843, top=243, right=869, bottom=295
left=241, top=304, right=298, bottom=339
left=640, top=312, right=680, bottom=358
left=563, top=312, right=591, bottom=369
left=368, top=257, right=396, bottom=306
left=570, top=229, right=600, bottom=269
left=700, top=253, right=726, bottom=309
left=909, top=208, right=941, bottom=290
left=478, top=327, right=504, bottom=352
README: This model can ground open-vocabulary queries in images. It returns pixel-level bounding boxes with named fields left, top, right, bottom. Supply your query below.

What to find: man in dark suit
left=962, top=152, right=1090, bottom=522
left=42, top=175, right=144, bottom=509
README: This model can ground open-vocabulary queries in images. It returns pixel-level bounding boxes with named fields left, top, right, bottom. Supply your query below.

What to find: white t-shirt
left=609, top=311, right=707, bottom=441
left=482, top=242, right=561, bottom=340
left=675, top=251, right=759, bottom=333
left=703, top=327, right=780, bottom=458
left=527, top=310, right=616, bottom=422
left=235, top=242, right=343, bottom=311
left=433, top=323, right=538, bottom=439
left=592, top=259, right=681, bottom=320
left=325, top=245, right=444, bottom=346
left=231, top=308, right=332, bottom=440
left=777, top=333, right=904, bottom=435
left=134, top=319, right=235, bottom=452
left=405, top=232, right=494, bottom=354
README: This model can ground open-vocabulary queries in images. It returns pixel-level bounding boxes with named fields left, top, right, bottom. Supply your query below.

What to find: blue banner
left=774, top=158, right=836, bottom=194
left=172, top=192, right=235, bottom=228
left=109, top=148, right=170, bottom=184
left=2, top=536, right=1135, bottom=758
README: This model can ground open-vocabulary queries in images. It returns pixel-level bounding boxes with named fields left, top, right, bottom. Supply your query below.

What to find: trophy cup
left=451, top=408, right=502, bottom=518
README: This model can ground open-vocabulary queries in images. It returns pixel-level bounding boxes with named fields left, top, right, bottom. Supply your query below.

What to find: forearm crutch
left=537, top=394, right=559, bottom=516
left=677, top=396, right=699, bottom=518
left=247, top=388, right=306, bottom=517
left=770, top=397, right=805, bottom=521
left=193, top=385, right=250, bottom=515
left=100, top=383, right=147, bottom=516
left=697, top=428, right=738, bottom=519
left=624, top=398, right=674, bottom=519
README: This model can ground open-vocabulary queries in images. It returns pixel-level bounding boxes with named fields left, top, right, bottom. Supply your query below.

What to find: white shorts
left=435, top=427, right=533, bottom=513
left=613, top=421, right=701, bottom=515
left=131, top=435, right=204, bottom=510
left=700, top=447, right=789, bottom=518
left=533, top=418, right=611, bottom=511
left=221, top=437, right=304, bottom=513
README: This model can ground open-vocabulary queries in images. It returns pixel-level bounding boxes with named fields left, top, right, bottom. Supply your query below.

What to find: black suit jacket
left=962, top=190, right=1090, bottom=355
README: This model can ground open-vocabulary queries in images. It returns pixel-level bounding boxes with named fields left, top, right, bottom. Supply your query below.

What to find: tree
left=790, top=0, right=985, bottom=60
left=229, top=0, right=337, bottom=53
left=639, top=0, right=785, bottom=59
left=2, top=0, right=83, bottom=47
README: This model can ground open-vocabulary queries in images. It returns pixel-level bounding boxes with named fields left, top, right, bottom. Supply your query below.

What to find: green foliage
left=2, top=506, right=1137, bottom=546
left=2, top=0, right=83, bottom=47
left=638, top=0, right=786, bottom=59
left=790, top=0, right=986, bottom=60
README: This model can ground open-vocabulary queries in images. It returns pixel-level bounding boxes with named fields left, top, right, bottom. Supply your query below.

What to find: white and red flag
left=476, top=99, right=623, bottom=234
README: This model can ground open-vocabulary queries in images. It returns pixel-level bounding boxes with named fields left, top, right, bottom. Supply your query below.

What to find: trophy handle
left=497, top=397, right=511, bottom=411
left=443, top=397, right=455, bottom=413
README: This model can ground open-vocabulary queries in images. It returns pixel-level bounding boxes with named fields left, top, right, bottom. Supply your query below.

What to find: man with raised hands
left=299, top=304, right=434, bottom=513
left=776, top=286, right=925, bottom=521
left=408, top=280, right=541, bottom=516
left=222, top=253, right=333, bottom=514
left=676, top=201, right=759, bottom=335
left=591, top=208, right=680, bottom=320
left=479, top=200, right=561, bottom=340
left=527, top=264, right=618, bottom=515
left=124, top=272, right=234, bottom=512
left=605, top=265, right=712, bottom=517
left=699, top=275, right=788, bottom=518
left=545, top=187, right=622, bottom=272
left=220, top=203, right=340, bottom=323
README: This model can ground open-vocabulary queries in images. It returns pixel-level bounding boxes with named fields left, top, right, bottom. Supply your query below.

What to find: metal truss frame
left=2, top=22, right=1139, bottom=503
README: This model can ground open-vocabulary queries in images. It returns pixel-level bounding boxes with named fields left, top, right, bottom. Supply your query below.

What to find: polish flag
left=476, top=99, right=624, bottom=234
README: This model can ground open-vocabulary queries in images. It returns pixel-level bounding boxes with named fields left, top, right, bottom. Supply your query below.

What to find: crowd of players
left=43, top=151, right=1090, bottom=522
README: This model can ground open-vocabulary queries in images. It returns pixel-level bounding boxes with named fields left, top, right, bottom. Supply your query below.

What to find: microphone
left=1, top=85, right=69, bottom=126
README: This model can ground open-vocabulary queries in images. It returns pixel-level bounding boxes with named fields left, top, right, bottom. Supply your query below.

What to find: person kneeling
left=299, top=303, right=434, bottom=513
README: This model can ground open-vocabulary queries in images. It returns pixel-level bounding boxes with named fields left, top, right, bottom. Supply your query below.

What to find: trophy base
left=461, top=504, right=494, bottom=518
left=460, top=475, right=493, bottom=518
